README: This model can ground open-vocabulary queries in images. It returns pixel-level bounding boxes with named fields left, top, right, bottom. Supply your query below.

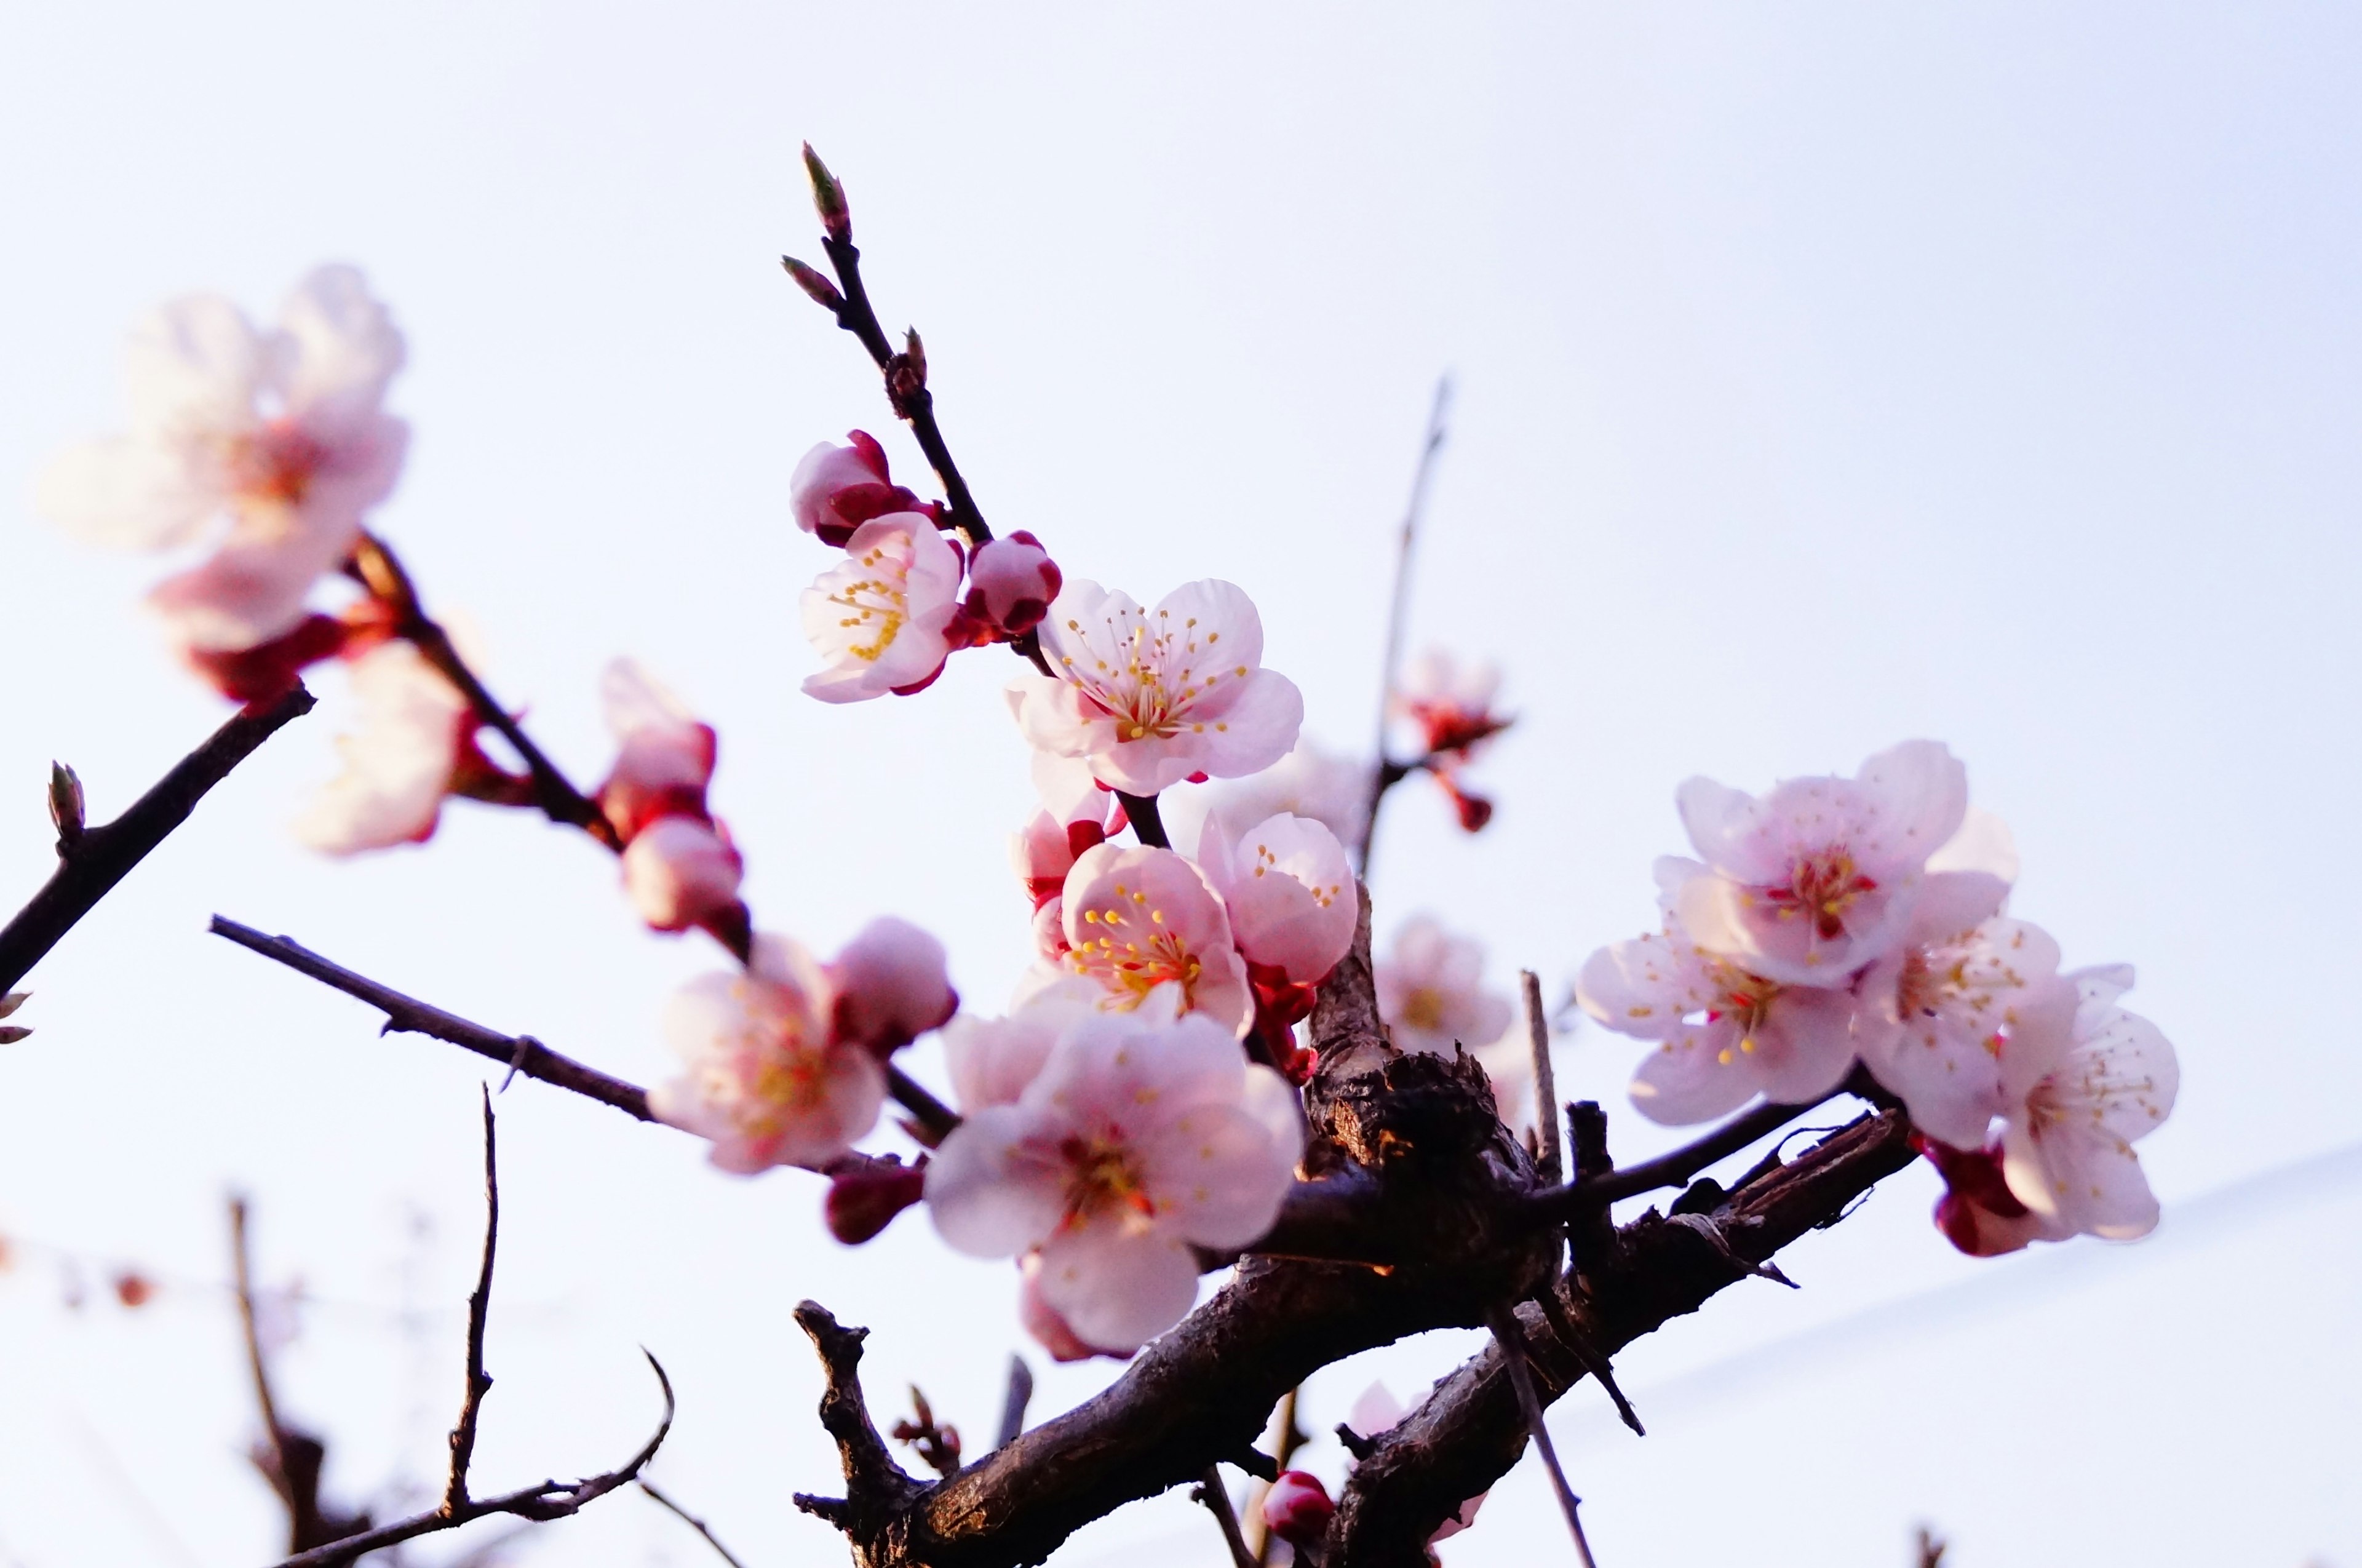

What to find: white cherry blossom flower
left=650, top=934, right=881, bottom=1173
left=925, top=1002, right=1302, bottom=1352
left=1195, top=811, right=1357, bottom=987
left=1011, top=753, right=1126, bottom=907
left=1007, top=579, right=1303, bottom=795
left=942, top=1010, right=1065, bottom=1113
left=293, top=640, right=472, bottom=854
left=620, top=816, right=744, bottom=933
left=801, top=512, right=964, bottom=703
left=1027, top=843, right=1254, bottom=1036
left=1997, top=966, right=2178, bottom=1240
left=42, top=266, right=408, bottom=651
left=1666, top=739, right=1970, bottom=987
left=1166, top=736, right=1372, bottom=858
left=1375, top=917, right=1513, bottom=1057
left=1576, top=916, right=1858, bottom=1124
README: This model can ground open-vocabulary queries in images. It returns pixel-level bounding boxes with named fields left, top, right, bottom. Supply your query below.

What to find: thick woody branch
left=0, top=683, right=313, bottom=992
left=1325, top=1107, right=1918, bottom=1564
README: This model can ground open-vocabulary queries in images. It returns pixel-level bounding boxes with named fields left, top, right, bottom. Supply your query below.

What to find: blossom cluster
left=1576, top=741, right=2179, bottom=1253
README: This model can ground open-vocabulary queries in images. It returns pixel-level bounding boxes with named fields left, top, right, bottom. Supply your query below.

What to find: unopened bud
left=1261, top=1471, right=1335, bottom=1546
left=0, top=993, right=28, bottom=1021
left=966, top=531, right=1064, bottom=639
left=48, top=762, right=85, bottom=850
left=803, top=142, right=852, bottom=242
left=0, top=1027, right=30, bottom=1045
left=781, top=255, right=845, bottom=312
left=824, top=1157, right=928, bottom=1245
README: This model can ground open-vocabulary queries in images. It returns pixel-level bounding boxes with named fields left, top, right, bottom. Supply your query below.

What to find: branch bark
left=0, top=683, right=313, bottom=992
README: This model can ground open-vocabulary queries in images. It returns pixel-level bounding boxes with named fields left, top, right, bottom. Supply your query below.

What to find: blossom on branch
left=1376, top=917, right=1513, bottom=1057
left=964, top=531, right=1062, bottom=640
left=1025, top=844, right=1254, bottom=1035
left=828, top=917, right=958, bottom=1057
left=1261, top=1471, right=1335, bottom=1547
left=925, top=1000, right=1303, bottom=1352
left=597, top=659, right=745, bottom=935
left=791, top=431, right=931, bottom=546
left=1915, top=1132, right=2067, bottom=1257
left=1011, top=754, right=1126, bottom=909
left=621, top=817, right=746, bottom=933
left=1167, top=736, right=1372, bottom=857
left=801, top=512, right=964, bottom=702
left=1394, top=648, right=1509, bottom=760
left=1195, top=812, right=1357, bottom=988
left=42, top=265, right=408, bottom=655
left=293, top=640, right=477, bottom=854
left=1994, top=965, right=2178, bottom=1241
left=1008, top=579, right=1303, bottom=795
left=1853, top=902, right=2058, bottom=1151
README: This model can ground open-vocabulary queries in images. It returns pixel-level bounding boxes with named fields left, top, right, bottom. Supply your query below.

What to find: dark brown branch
left=1193, top=1470, right=1257, bottom=1568
left=1487, top=1304, right=1598, bottom=1568
left=269, top=1351, right=671, bottom=1568
left=1357, top=376, right=1451, bottom=880
left=1524, top=1092, right=1843, bottom=1219
left=640, top=1479, right=754, bottom=1568
left=1115, top=790, right=1170, bottom=850
left=446, top=1091, right=499, bottom=1514
left=789, top=1302, right=926, bottom=1541
left=231, top=1198, right=290, bottom=1495
left=351, top=533, right=618, bottom=848
left=232, top=1198, right=372, bottom=1552
left=0, top=683, right=313, bottom=992
left=209, top=917, right=656, bottom=1121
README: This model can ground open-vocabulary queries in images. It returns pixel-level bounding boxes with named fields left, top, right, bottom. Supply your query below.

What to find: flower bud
left=965, top=531, right=1064, bottom=638
left=824, top=1157, right=928, bottom=1245
left=829, top=917, right=958, bottom=1057
left=48, top=762, right=85, bottom=848
left=620, top=817, right=745, bottom=934
left=803, top=142, right=852, bottom=242
left=0, top=992, right=30, bottom=1021
left=791, top=431, right=927, bottom=547
left=0, top=1026, right=30, bottom=1046
left=1261, top=1471, right=1335, bottom=1546
left=780, top=254, right=845, bottom=312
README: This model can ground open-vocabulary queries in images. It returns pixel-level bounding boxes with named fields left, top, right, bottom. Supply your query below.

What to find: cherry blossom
left=1394, top=647, right=1508, bottom=760
left=1996, top=966, right=2179, bottom=1240
left=42, top=265, right=408, bottom=653
left=1028, top=843, right=1254, bottom=1036
left=650, top=934, right=881, bottom=1173
left=621, top=816, right=746, bottom=934
left=941, top=1009, right=1065, bottom=1114
left=964, top=531, right=1062, bottom=639
left=1016, top=1251, right=1123, bottom=1363
left=1196, top=811, right=1357, bottom=987
left=1665, top=740, right=1970, bottom=987
left=925, top=1001, right=1302, bottom=1352
left=1012, top=754, right=1126, bottom=908
left=827, top=917, right=958, bottom=1057
left=597, top=658, right=719, bottom=840
left=1853, top=897, right=2056, bottom=1151
left=1008, top=579, right=1304, bottom=795
left=293, top=640, right=475, bottom=854
left=801, top=512, right=965, bottom=702
left=1375, top=917, right=1513, bottom=1057
left=1575, top=915, right=1859, bottom=1124
left=791, top=430, right=929, bottom=546
left=1168, top=736, right=1372, bottom=858
left=1261, top=1471, right=1335, bottom=1548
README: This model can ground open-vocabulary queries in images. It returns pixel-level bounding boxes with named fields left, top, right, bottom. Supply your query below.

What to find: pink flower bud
left=791, top=431, right=928, bottom=546
left=600, top=722, right=718, bottom=840
left=824, top=1156, right=928, bottom=1245
left=621, top=816, right=745, bottom=934
left=964, top=531, right=1064, bottom=638
left=829, top=917, right=957, bottom=1057
left=1261, top=1471, right=1335, bottom=1546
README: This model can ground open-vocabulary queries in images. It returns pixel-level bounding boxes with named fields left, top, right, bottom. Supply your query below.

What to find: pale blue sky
left=1, top=5, right=2356, bottom=1565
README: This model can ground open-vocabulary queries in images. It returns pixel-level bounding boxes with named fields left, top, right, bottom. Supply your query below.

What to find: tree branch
left=445, top=1090, right=500, bottom=1514
left=231, top=1196, right=372, bottom=1552
left=1522, top=1091, right=1845, bottom=1220
left=0, top=683, right=313, bottom=993
left=640, top=1479, right=754, bottom=1568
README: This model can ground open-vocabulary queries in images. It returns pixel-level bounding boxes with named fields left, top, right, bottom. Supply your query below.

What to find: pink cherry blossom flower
left=1196, top=811, right=1357, bottom=987
left=597, top=658, right=719, bottom=840
left=1030, top=843, right=1254, bottom=1036
left=42, top=266, right=408, bottom=653
left=964, top=531, right=1063, bottom=639
left=293, top=640, right=474, bottom=854
left=1995, top=966, right=2178, bottom=1241
left=1168, top=736, right=1372, bottom=858
left=1393, top=647, right=1509, bottom=760
left=1376, top=917, right=1514, bottom=1058
left=1665, top=740, right=1971, bottom=987
left=801, top=512, right=964, bottom=703
left=1011, top=754, right=1126, bottom=908
left=790, top=430, right=929, bottom=546
left=941, top=1010, right=1065, bottom=1114
left=650, top=934, right=882, bottom=1173
left=1575, top=915, right=1859, bottom=1124
left=827, top=917, right=958, bottom=1057
left=621, top=816, right=746, bottom=934
left=1261, top=1471, right=1335, bottom=1547
left=1007, top=579, right=1303, bottom=795
left=925, top=1003, right=1303, bottom=1352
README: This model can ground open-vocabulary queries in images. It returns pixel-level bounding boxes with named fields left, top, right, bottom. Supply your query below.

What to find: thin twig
left=1194, top=1468, right=1257, bottom=1568
left=1357, top=376, right=1452, bottom=880
left=1487, top=1305, right=1599, bottom=1568
left=1115, top=790, right=1170, bottom=850
left=0, top=683, right=313, bottom=992
left=995, top=1355, right=1035, bottom=1450
left=229, top=1197, right=291, bottom=1505
left=1524, top=1092, right=1843, bottom=1220
left=445, top=1090, right=499, bottom=1513
left=1247, top=1385, right=1310, bottom=1565
left=639, top=1479, right=753, bottom=1568
left=1521, top=969, right=1563, bottom=1184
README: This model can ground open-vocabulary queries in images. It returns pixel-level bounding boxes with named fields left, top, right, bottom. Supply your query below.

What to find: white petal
left=1035, top=1224, right=1201, bottom=1353
left=924, top=1108, right=1067, bottom=1256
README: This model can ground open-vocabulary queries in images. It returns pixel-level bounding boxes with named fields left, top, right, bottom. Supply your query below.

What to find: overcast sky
left=2, top=4, right=2358, bottom=1566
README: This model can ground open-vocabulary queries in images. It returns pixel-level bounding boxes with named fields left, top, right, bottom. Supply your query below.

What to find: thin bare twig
left=0, top=683, right=313, bottom=992
left=1194, top=1468, right=1257, bottom=1568
left=1488, top=1305, right=1599, bottom=1568
left=229, top=1197, right=290, bottom=1494
left=1358, top=376, right=1452, bottom=879
left=995, top=1356, right=1034, bottom=1451
left=1521, top=970, right=1563, bottom=1184
left=445, top=1090, right=499, bottom=1513
left=640, top=1479, right=754, bottom=1568
left=1523, top=1091, right=1845, bottom=1221
left=231, top=1198, right=370, bottom=1551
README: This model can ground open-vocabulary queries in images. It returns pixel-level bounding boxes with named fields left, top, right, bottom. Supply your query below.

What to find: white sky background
left=1, top=3, right=2357, bottom=1564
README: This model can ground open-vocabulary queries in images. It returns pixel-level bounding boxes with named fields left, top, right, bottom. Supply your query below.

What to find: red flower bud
left=1261, top=1471, right=1335, bottom=1546
left=824, top=1157, right=928, bottom=1246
